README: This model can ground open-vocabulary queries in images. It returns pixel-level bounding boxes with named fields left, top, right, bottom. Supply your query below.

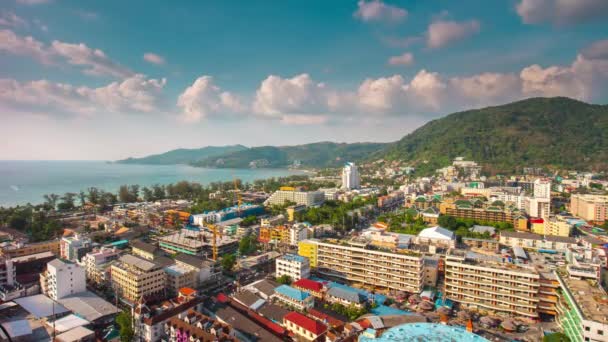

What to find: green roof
left=415, top=197, right=427, bottom=202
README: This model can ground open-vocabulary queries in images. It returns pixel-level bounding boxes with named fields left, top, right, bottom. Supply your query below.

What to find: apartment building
left=283, top=312, right=327, bottom=342
left=83, top=248, right=120, bottom=284
left=174, top=253, right=221, bottom=287
left=570, top=194, right=608, bottom=223
left=273, top=285, right=314, bottom=310
left=0, top=257, right=15, bottom=287
left=1, top=239, right=60, bottom=258
left=157, top=229, right=238, bottom=257
left=444, top=250, right=542, bottom=318
left=164, top=264, right=197, bottom=297
left=499, top=231, right=578, bottom=252
left=544, top=217, right=572, bottom=237
left=441, top=202, right=528, bottom=230
left=555, top=268, right=608, bottom=342
left=40, top=259, right=86, bottom=300
left=264, top=188, right=325, bottom=207
left=298, top=239, right=424, bottom=293
left=276, top=254, right=310, bottom=281
left=110, top=254, right=166, bottom=302
left=60, top=234, right=92, bottom=262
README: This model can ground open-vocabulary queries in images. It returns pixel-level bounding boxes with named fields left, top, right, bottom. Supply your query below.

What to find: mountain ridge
left=117, top=97, right=608, bottom=172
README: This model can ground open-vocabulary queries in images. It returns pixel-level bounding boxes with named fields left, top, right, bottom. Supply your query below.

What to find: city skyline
left=1, top=0, right=607, bottom=160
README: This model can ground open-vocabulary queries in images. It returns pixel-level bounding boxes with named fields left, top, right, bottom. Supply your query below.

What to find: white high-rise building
left=40, top=259, right=86, bottom=300
left=534, top=179, right=551, bottom=199
left=341, top=162, right=360, bottom=190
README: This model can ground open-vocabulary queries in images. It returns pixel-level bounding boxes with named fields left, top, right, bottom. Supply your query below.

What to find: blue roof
left=280, top=254, right=307, bottom=263
left=371, top=305, right=412, bottom=316
left=274, top=285, right=310, bottom=301
left=310, top=277, right=387, bottom=304
left=109, top=240, right=128, bottom=246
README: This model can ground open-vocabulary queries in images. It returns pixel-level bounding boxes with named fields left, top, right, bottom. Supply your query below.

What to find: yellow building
left=544, top=217, right=571, bottom=237
left=531, top=218, right=545, bottom=235
left=1, top=239, right=60, bottom=258
left=110, top=254, right=166, bottom=302
left=298, top=241, right=318, bottom=267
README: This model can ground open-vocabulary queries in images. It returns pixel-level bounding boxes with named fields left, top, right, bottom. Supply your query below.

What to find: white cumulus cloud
left=0, top=12, right=28, bottom=28
left=427, top=19, right=480, bottom=48
left=253, top=74, right=330, bottom=117
left=177, top=76, right=244, bottom=123
left=354, top=0, right=407, bottom=23
left=388, top=52, right=414, bottom=66
left=516, top=0, right=608, bottom=25
left=0, top=74, right=166, bottom=117
left=0, top=29, right=133, bottom=78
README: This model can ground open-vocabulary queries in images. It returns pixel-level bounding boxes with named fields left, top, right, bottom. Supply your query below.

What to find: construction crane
left=205, top=223, right=222, bottom=261
left=233, top=178, right=242, bottom=214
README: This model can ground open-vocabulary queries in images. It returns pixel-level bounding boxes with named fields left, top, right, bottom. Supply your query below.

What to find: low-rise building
left=273, top=285, right=314, bottom=310
left=1, top=239, right=60, bottom=258
left=499, top=231, right=578, bottom=252
left=164, top=264, right=197, bottom=297
left=60, top=234, right=93, bottom=262
left=283, top=311, right=327, bottom=341
left=292, top=278, right=324, bottom=299
left=131, top=240, right=161, bottom=260
left=174, top=253, right=221, bottom=287
left=326, top=286, right=366, bottom=308
left=275, top=254, right=310, bottom=281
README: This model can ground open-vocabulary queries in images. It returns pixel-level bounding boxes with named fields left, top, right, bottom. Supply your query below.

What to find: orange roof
left=179, top=287, right=196, bottom=296
left=62, top=229, right=74, bottom=237
left=115, top=227, right=130, bottom=235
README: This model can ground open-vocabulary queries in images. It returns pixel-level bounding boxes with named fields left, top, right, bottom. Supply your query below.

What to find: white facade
left=534, top=179, right=551, bottom=199
left=526, top=197, right=550, bottom=219
left=42, top=259, right=86, bottom=300
left=341, top=162, right=360, bottom=190
left=289, top=224, right=308, bottom=246
left=83, top=248, right=120, bottom=283
left=0, top=257, right=15, bottom=287
left=275, top=254, right=310, bottom=281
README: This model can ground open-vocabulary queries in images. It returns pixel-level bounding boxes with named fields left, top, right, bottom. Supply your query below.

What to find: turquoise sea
left=0, top=161, right=306, bottom=207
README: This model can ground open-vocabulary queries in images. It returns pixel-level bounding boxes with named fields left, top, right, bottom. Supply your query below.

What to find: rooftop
left=274, top=285, right=310, bottom=301
left=284, top=312, right=327, bottom=335
left=292, top=278, right=323, bottom=292
left=117, top=254, right=160, bottom=272
left=130, top=240, right=159, bottom=254
left=557, top=270, right=608, bottom=323
left=327, top=286, right=365, bottom=304
left=279, top=254, right=307, bottom=263
left=57, top=291, right=120, bottom=322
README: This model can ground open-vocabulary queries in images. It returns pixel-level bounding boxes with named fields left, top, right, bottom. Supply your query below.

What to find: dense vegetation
left=376, top=97, right=608, bottom=174
left=193, top=142, right=387, bottom=168
left=117, top=145, right=247, bottom=164
left=294, top=197, right=377, bottom=231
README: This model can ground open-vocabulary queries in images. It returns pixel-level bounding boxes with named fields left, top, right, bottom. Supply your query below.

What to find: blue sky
left=1, top=0, right=607, bottom=160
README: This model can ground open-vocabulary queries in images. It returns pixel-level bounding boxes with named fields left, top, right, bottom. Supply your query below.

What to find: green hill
left=117, top=145, right=247, bottom=165
left=376, top=97, right=608, bottom=173
left=193, top=142, right=387, bottom=168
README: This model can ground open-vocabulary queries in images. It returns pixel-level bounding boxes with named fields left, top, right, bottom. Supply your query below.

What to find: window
left=599, top=330, right=604, bottom=336
left=585, top=326, right=591, bottom=331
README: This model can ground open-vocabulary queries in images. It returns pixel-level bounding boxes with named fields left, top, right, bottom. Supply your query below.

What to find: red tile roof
left=293, top=278, right=323, bottom=292
left=284, top=312, right=327, bottom=336
left=530, top=218, right=544, bottom=224
left=308, top=309, right=344, bottom=328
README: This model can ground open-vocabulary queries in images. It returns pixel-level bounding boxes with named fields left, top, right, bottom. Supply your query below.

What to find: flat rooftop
left=117, top=254, right=159, bottom=272
left=558, top=270, right=608, bottom=322
left=159, top=229, right=237, bottom=248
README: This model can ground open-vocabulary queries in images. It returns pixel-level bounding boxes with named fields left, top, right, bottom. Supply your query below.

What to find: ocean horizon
left=0, top=160, right=306, bottom=207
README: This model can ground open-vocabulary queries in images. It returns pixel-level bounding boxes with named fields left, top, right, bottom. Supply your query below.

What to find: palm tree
left=43, top=194, right=60, bottom=211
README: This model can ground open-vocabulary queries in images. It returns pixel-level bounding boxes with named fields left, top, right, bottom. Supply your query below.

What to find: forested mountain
left=192, top=142, right=387, bottom=168
left=118, top=98, right=608, bottom=172
left=376, top=97, right=608, bottom=173
left=117, top=145, right=247, bottom=165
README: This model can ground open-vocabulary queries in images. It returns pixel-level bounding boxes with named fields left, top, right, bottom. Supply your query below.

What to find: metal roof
left=14, top=294, right=69, bottom=318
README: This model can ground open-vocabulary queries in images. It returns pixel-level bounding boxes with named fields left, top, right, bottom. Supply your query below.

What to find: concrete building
left=526, top=197, right=551, bottom=219
left=131, top=240, right=161, bottom=260
left=264, top=188, right=325, bottom=207
left=570, top=194, right=608, bottom=223
left=555, top=268, right=608, bottom=342
left=289, top=223, right=309, bottom=246
left=157, top=229, right=238, bottom=257
left=341, top=162, right=360, bottom=190
left=60, top=234, right=92, bottom=262
left=174, top=253, right=221, bottom=287
left=110, top=254, right=166, bottom=302
left=298, top=239, right=424, bottom=293
left=544, top=216, right=572, bottom=237
left=40, top=259, right=86, bottom=300
left=1, top=239, right=60, bottom=258
left=534, top=178, right=551, bottom=199
left=445, top=250, right=542, bottom=318
left=499, top=231, right=578, bottom=252
left=416, top=226, right=456, bottom=248
left=0, top=256, right=15, bottom=287
left=83, top=247, right=120, bottom=284
left=275, top=254, right=310, bottom=281
left=164, top=264, right=197, bottom=297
